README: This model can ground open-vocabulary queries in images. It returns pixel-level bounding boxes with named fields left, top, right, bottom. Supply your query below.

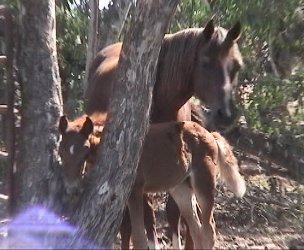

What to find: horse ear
left=81, top=117, right=94, bottom=137
left=202, top=19, right=214, bottom=41
left=59, top=115, right=68, bottom=134
left=227, top=21, right=241, bottom=42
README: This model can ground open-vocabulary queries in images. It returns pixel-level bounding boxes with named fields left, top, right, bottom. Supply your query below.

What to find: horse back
left=85, top=43, right=122, bottom=115
left=139, top=121, right=217, bottom=192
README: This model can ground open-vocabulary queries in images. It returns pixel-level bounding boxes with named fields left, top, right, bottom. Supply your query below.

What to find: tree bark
left=16, top=0, right=63, bottom=213
left=73, top=0, right=179, bottom=248
left=83, top=0, right=99, bottom=93
left=99, top=0, right=132, bottom=49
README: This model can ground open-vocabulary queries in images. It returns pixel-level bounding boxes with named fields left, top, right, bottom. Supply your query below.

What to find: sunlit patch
left=69, top=145, right=75, bottom=155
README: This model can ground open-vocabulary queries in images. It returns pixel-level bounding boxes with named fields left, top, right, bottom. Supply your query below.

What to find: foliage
left=1, top=0, right=303, bottom=135
left=169, top=0, right=211, bottom=31
left=239, top=74, right=304, bottom=137
left=56, top=1, right=89, bottom=117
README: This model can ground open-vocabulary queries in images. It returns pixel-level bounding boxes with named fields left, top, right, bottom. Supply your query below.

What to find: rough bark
left=16, top=0, right=63, bottom=213
left=0, top=6, right=15, bottom=216
left=83, top=0, right=99, bottom=93
left=73, top=1, right=179, bottom=248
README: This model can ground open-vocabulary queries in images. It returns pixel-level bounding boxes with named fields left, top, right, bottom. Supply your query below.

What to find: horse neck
left=153, top=30, right=202, bottom=118
left=150, top=101, right=192, bottom=123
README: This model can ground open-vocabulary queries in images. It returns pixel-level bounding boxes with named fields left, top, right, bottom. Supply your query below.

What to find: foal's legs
left=143, top=194, right=159, bottom=249
left=169, top=182, right=203, bottom=249
left=191, top=165, right=216, bottom=249
left=166, top=194, right=182, bottom=249
left=121, top=195, right=158, bottom=249
left=128, top=188, right=148, bottom=249
left=120, top=209, right=132, bottom=249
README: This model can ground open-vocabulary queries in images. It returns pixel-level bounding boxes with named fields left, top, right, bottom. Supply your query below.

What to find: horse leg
left=128, top=188, right=148, bottom=249
left=143, top=194, right=159, bottom=249
left=191, top=166, right=216, bottom=249
left=120, top=209, right=132, bottom=249
left=184, top=222, right=194, bottom=249
left=169, top=182, right=203, bottom=249
left=166, top=194, right=182, bottom=249
left=144, top=197, right=159, bottom=249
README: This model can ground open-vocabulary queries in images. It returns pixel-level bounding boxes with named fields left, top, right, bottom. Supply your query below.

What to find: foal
left=58, top=113, right=158, bottom=249
left=59, top=114, right=246, bottom=249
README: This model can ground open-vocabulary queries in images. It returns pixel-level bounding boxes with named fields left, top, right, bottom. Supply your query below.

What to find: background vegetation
left=61, top=0, right=304, bottom=140
left=1, top=0, right=303, bottom=154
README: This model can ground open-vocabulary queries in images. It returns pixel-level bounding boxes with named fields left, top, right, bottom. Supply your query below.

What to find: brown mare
left=85, top=19, right=243, bottom=127
left=58, top=114, right=246, bottom=249
left=83, top=19, right=243, bottom=248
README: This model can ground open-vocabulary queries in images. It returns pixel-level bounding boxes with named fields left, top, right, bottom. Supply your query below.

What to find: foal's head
left=58, top=115, right=94, bottom=194
left=193, top=20, right=243, bottom=130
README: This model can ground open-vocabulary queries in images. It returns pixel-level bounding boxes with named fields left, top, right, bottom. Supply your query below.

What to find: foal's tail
left=213, top=133, right=246, bottom=198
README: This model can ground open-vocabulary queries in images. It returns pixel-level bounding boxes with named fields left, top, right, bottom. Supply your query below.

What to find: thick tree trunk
left=16, top=0, right=63, bottom=213
left=83, top=0, right=99, bottom=93
left=73, top=1, right=179, bottom=248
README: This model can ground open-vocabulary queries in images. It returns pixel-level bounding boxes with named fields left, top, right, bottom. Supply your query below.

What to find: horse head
left=193, top=20, right=243, bottom=131
left=58, top=115, right=94, bottom=195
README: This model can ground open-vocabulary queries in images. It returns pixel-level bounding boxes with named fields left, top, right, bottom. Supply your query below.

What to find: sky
left=99, top=0, right=111, bottom=9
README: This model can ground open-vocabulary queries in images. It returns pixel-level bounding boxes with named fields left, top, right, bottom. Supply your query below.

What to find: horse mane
left=156, top=28, right=206, bottom=98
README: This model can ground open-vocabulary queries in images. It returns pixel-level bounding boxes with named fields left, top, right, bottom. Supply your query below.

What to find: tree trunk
left=99, top=0, right=132, bottom=49
left=16, top=0, right=63, bottom=213
left=83, top=0, right=99, bottom=93
left=73, top=0, right=179, bottom=248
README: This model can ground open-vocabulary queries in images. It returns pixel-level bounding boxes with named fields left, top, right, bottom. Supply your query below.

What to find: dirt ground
left=0, top=152, right=303, bottom=249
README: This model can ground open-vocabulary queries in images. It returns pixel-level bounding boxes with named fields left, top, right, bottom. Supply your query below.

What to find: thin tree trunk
left=83, top=0, right=99, bottom=93
left=73, top=0, right=179, bottom=248
left=99, top=0, right=132, bottom=49
left=16, top=0, right=63, bottom=213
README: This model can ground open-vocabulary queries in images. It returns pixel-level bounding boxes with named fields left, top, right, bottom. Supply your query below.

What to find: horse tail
left=215, top=138, right=246, bottom=198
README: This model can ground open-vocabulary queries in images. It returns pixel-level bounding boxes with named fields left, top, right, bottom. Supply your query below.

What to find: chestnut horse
left=58, top=114, right=246, bottom=249
left=84, top=19, right=243, bottom=248
left=85, top=19, right=243, bottom=127
left=58, top=113, right=158, bottom=249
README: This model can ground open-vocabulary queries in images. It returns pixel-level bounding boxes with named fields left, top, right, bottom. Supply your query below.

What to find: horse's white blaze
left=69, top=145, right=75, bottom=155
left=223, top=60, right=232, bottom=117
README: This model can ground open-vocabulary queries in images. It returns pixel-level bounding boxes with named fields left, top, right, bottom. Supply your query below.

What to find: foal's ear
left=80, top=117, right=94, bottom=138
left=227, top=21, right=241, bottom=42
left=59, top=115, right=68, bottom=134
left=203, top=19, right=214, bottom=41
